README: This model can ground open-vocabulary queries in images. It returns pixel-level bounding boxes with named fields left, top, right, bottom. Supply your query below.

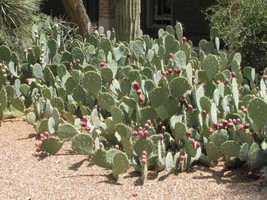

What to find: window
left=146, top=0, right=172, bottom=28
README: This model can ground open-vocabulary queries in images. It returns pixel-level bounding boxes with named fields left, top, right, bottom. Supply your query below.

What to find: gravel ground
left=1, top=117, right=267, bottom=200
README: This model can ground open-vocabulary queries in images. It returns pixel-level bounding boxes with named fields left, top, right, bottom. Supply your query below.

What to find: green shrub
left=206, top=0, right=267, bottom=71
left=0, top=0, right=42, bottom=50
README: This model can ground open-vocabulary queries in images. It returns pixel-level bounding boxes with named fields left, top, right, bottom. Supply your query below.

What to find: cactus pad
left=71, top=133, right=94, bottom=155
left=82, top=71, right=102, bottom=96
left=41, top=138, right=64, bottom=155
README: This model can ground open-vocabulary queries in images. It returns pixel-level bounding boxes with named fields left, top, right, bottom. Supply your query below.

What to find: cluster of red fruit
left=81, top=115, right=91, bottom=131
left=70, top=59, right=81, bottom=67
left=131, top=81, right=145, bottom=102
left=161, top=67, right=182, bottom=77
left=34, top=132, right=49, bottom=156
left=140, top=150, right=148, bottom=165
left=210, top=118, right=250, bottom=133
left=185, top=130, right=200, bottom=149
left=132, top=119, right=152, bottom=138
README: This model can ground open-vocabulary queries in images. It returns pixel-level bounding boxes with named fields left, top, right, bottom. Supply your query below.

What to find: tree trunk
left=61, top=0, right=90, bottom=36
left=115, top=0, right=142, bottom=42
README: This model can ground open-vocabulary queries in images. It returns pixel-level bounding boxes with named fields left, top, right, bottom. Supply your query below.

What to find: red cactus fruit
left=195, top=142, right=200, bottom=149
left=141, top=154, right=147, bottom=160
left=141, top=158, right=147, bottom=165
left=81, top=121, right=87, bottom=127
left=244, top=123, right=250, bottom=129
left=146, top=119, right=152, bottom=126
left=138, top=130, right=144, bottom=138
left=131, top=81, right=140, bottom=90
left=159, top=133, right=164, bottom=141
left=142, top=151, right=147, bottom=156
left=187, top=104, right=193, bottom=110
left=227, top=122, right=234, bottom=128
left=144, top=123, right=150, bottom=129
left=136, top=89, right=142, bottom=95
left=132, top=130, right=138, bottom=136
left=161, top=126, right=166, bottom=133
left=132, top=192, right=138, bottom=197
left=168, top=68, right=173, bottom=74
left=231, top=71, right=236, bottom=78
left=251, top=131, right=257, bottom=138
left=99, top=61, right=108, bottom=67
left=86, top=126, right=91, bottom=131
left=213, top=122, right=219, bottom=129
left=138, top=95, right=145, bottom=102
left=182, top=36, right=187, bottom=43
left=185, top=130, right=192, bottom=138
left=222, top=120, right=228, bottom=127
left=175, top=67, right=182, bottom=74
left=82, top=115, right=89, bottom=122
left=143, top=130, right=149, bottom=138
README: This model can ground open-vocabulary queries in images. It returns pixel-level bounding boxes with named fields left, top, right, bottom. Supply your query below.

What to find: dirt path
left=0, top=117, right=267, bottom=200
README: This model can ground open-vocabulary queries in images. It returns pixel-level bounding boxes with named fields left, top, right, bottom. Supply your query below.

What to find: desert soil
left=1, top=117, right=267, bottom=200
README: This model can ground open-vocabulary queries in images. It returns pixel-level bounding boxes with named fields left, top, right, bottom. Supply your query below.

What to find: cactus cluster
left=1, top=20, right=267, bottom=184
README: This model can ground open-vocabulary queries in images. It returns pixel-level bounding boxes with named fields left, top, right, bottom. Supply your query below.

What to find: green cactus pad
left=100, top=67, right=113, bottom=83
left=111, top=106, right=124, bottom=123
left=48, top=117, right=56, bottom=134
left=203, top=55, right=219, bottom=81
left=26, top=112, right=36, bottom=125
left=32, top=63, right=43, bottom=79
left=98, top=92, right=116, bottom=112
left=0, top=88, right=7, bottom=111
left=41, top=86, right=52, bottom=100
left=173, top=122, right=187, bottom=142
left=248, top=144, right=267, bottom=169
left=71, top=133, right=94, bottom=155
left=41, top=138, right=64, bottom=155
left=82, top=71, right=102, bottom=96
left=57, top=123, right=80, bottom=141
left=185, top=139, right=197, bottom=157
left=175, top=22, right=183, bottom=44
left=221, top=141, right=240, bottom=157
left=170, top=77, right=191, bottom=98
left=11, top=97, right=25, bottom=112
left=232, top=78, right=239, bottom=111
left=247, top=98, right=267, bottom=131
left=237, top=129, right=253, bottom=145
left=0, top=45, right=11, bottom=63
left=150, top=87, right=169, bottom=108
left=73, top=85, right=87, bottom=105
left=206, top=142, right=222, bottom=161
left=65, top=77, right=76, bottom=94
left=134, top=138, right=154, bottom=157
left=165, top=152, right=174, bottom=172
left=112, top=152, right=130, bottom=179
left=115, top=123, right=132, bottom=139
left=173, top=51, right=186, bottom=69
left=72, top=47, right=84, bottom=64
left=210, top=129, right=229, bottom=148
left=43, top=67, right=55, bottom=87
left=92, top=148, right=111, bottom=169
left=140, top=107, right=156, bottom=125
left=47, top=39, right=57, bottom=60
left=37, top=119, right=49, bottom=134
left=239, top=143, right=249, bottom=161
left=51, top=97, right=64, bottom=111
left=200, top=96, right=211, bottom=113
left=60, top=51, right=73, bottom=63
